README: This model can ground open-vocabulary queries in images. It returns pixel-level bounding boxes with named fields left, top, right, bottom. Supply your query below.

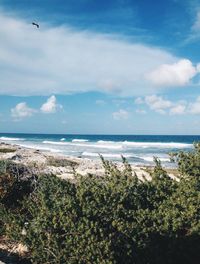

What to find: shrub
left=169, top=142, right=200, bottom=177
left=1, top=144, right=200, bottom=263
left=0, top=160, right=37, bottom=238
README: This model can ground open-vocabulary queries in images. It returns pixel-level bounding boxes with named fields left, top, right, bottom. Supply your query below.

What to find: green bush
left=0, top=160, right=37, bottom=238
left=169, top=142, right=200, bottom=177
left=1, top=144, right=200, bottom=263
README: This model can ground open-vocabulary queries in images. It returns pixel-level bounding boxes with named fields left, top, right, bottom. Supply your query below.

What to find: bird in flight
left=32, top=22, right=39, bottom=28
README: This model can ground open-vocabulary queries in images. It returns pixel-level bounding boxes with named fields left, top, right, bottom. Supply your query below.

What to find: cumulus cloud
left=40, top=95, right=62, bottom=113
left=170, top=104, right=186, bottom=115
left=11, top=102, right=36, bottom=120
left=135, top=94, right=200, bottom=115
left=0, top=11, right=190, bottom=97
left=112, top=109, right=129, bottom=120
left=188, top=96, right=200, bottom=114
left=144, top=95, right=172, bottom=114
left=11, top=96, right=62, bottom=120
left=147, top=59, right=198, bottom=87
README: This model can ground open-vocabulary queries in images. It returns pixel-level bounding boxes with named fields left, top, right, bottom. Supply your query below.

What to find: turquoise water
left=0, top=133, right=199, bottom=166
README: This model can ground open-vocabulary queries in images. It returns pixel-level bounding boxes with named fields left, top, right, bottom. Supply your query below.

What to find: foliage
left=0, top=160, right=36, bottom=238
left=169, top=142, right=200, bottom=177
left=0, top=145, right=200, bottom=263
left=0, top=148, right=16, bottom=153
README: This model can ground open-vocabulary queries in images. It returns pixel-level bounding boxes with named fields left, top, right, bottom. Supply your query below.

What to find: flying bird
left=32, top=22, right=39, bottom=28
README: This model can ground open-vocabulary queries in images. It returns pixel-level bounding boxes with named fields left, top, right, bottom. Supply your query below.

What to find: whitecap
left=0, top=136, right=24, bottom=141
left=43, top=141, right=69, bottom=145
left=140, top=156, right=170, bottom=162
left=82, top=152, right=132, bottom=158
left=18, top=143, right=61, bottom=153
left=97, top=140, right=115, bottom=144
left=43, top=140, right=122, bottom=150
left=122, top=141, right=191, bottom=149
left=72, top=139, right=89, bottom=142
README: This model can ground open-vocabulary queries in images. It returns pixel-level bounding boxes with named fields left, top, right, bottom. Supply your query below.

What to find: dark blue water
left=0, top=133, right=199, bottom=166
left=1, top=133, right=200, bottom=142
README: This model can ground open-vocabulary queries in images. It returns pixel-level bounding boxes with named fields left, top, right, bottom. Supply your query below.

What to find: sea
left=0, top=133, right=199, bottom=167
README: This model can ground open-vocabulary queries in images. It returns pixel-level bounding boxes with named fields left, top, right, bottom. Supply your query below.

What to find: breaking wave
left=0, top=136, right=24, bottom=141
left=42, top=140, right=122, bottom=150
left=82, top=152, right=132, bottom=158
left=122, top=141, right=191, bottom=148
left=72, top=139, right=89, bottom=142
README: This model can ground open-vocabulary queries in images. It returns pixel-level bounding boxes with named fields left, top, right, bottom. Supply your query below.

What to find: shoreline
left=0, top=141, right=154, bottom=181
left=0, top=134, right=193, bottom=166
left=0, top=141, right=179, bottom=181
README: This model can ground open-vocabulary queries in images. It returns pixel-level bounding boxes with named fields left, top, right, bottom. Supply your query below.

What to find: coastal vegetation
left=0, top=144, right=200, bottom=263
left=0, top=148, right=16, bottom=153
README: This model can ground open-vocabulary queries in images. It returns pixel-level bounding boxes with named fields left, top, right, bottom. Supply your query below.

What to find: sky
left=1, top=0, right=200, bottom=134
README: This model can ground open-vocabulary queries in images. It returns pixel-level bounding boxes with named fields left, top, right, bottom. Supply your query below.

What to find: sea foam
left=0, top=136, right=24, bottom=141
left=82, top=152, right=132, bottom=158
left=122, top=141, right=191, bottom=148
left=97, top=140, right=191, bottom=149
left=43, top=140, right=122, bottom=149
left=72, top=139, right=89, bottom=142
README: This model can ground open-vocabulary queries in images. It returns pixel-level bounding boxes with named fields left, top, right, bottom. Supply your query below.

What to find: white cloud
left=11, top=102, right=36, bottom=120
left=136, top=94, right=200, bottom=115
left=170, top=104, right=186, bottom=115
left=112, top=109, right=129, bottom=120
left=40, top=95, right=62, bottom=113
left=11, top=96, right=62, bottom=120
left=145, top=95, right=172, bottom=113
left=147, top=59, right=198, bottom=87
left=0, top=11, right=188, bottom=97
left=188, top=96, right=200, bottom=114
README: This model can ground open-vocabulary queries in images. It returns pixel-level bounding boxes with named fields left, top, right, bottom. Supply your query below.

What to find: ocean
left=0, top=133, right=199, bottom=167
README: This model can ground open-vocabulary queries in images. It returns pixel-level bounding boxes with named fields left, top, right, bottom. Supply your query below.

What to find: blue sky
left=1, top=0, right=200, bottom=134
